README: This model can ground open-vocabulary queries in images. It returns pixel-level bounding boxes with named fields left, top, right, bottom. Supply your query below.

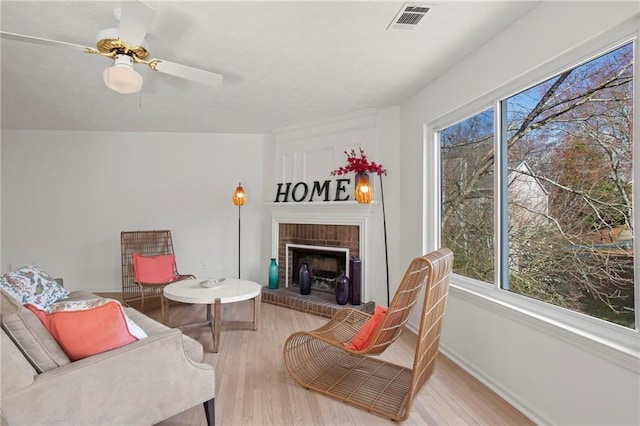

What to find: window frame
left=424, top=18, right=639, bottom=371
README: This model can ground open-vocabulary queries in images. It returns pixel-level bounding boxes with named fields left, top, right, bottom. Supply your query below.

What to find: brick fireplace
left=278, top=223, right=359, bottom=293
left=262, top=201, right=381, bottom=317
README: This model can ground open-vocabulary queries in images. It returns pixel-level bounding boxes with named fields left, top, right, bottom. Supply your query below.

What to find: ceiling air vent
left=387, top=3, right=430, bottom=31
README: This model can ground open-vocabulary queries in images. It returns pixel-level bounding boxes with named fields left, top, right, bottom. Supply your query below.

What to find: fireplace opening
left=287, top=244, right=349, bottom=294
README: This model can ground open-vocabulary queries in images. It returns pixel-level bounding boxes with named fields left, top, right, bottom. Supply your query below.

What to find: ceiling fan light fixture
left=103, top=54, right=143, bottom=94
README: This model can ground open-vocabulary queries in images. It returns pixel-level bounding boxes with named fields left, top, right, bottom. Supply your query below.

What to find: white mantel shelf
left=267, top=201, right=379, bottom=222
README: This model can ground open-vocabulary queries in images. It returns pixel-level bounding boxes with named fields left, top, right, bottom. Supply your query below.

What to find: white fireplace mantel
left=268, top=200, right=382, bottom=303
left=269, top=200, right=378, bottom=223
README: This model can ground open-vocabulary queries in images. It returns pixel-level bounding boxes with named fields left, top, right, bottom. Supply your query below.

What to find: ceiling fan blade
left=0, top=31, right=91, bottom=52
left=153, top=60, right=224, bottom=87
left=118, top=1, right=155, bottom=46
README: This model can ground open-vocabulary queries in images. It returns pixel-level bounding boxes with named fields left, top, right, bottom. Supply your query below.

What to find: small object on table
left=199, top=278, right=225, bottom=288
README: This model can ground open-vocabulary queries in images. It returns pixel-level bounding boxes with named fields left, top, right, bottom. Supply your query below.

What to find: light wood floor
left=132, top=298, right=533, bottom=426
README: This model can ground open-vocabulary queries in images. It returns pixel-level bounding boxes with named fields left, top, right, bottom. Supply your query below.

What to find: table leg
left=161, top=294, right=168, bottom=325
left=253, top=294, right=261, bottom=331
left=209, top=298, right=222, bottom=353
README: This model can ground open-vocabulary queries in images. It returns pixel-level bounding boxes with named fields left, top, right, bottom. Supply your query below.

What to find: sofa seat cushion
left=1, top=329, right=37, bottom=394
left=124, top=307, right=204, bottom=363
left=1, top=290, right=70, bottom=373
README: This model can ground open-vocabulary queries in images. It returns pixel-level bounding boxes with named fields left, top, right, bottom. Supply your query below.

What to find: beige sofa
left=1, top=288, right=215, bottom=426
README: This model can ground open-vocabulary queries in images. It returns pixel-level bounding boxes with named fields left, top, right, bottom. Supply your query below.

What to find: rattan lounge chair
left=121, top=230, right=195, bottom=318
left=283, top=248, right=453, bottom=422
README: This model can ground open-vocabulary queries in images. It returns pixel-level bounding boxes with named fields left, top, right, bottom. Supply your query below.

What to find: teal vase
left=268, top=258, right=279, bottom=289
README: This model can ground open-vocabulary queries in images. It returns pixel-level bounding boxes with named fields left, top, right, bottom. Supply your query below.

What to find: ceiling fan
left=0, top=1, right=223, bottom=94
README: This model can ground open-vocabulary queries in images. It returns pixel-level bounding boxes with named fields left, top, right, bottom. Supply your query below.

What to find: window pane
left=504, top=43, right=634, bottom=327
left=440, top=108, right=495, bottom=283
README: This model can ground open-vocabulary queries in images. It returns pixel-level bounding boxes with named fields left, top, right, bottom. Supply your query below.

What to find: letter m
left=309, top=180, right=330, bottom=202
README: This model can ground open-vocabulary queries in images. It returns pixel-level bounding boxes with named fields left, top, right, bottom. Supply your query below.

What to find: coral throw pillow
left=133, top=253, right=176, bottom=284
left=26, top=298, right=141, bottom=361
left=344, top=305, right=388, bottom=351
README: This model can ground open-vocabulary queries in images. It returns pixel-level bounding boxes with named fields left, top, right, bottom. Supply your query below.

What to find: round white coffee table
left=162, top=278, right=262, bottom=353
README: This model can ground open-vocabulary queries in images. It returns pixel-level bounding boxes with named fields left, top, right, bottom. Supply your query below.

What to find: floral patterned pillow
left=0, top=265, right=69, bottom=310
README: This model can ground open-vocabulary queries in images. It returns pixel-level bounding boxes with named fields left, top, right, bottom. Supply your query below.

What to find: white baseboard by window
left=438, top=343, right=549, bottom=426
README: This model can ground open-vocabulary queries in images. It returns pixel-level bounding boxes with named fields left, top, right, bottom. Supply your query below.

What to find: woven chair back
left=407, top=248, right=453, bottom=404
left=120, top=230, right=176, bottom=305
left=367, top=248, right=452, bottom=357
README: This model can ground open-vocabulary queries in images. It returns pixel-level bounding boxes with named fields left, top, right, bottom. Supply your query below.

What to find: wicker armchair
left=283, top=248, right=453, bottom=422
left=121, top=230, right=195, bottom=318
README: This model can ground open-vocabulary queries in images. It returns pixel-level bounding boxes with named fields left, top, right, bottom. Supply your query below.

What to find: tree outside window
left=440, top=42, right=634, bottom=328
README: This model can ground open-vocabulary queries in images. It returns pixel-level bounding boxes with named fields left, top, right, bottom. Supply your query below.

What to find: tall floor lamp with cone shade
left=232, top=182, right=246, bottom=279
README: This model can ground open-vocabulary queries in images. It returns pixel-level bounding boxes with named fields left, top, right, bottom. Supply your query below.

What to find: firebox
left=286, top=244, right=349, bottom=294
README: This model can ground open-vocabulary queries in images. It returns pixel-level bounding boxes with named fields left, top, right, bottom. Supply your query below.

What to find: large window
left=441, top=108, right=495, bottom=284
left=440, top=42, right=635, bottom=328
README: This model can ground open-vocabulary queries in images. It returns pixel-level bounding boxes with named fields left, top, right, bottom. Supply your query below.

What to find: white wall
left=400, top=2, right=639, bottom=425
left=0, top=136, right=2, bottom=269
left=1, top=130, right=265, bottom=292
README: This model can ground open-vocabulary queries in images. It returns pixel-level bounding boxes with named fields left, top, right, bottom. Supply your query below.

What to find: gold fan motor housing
left=96, top=38, right=149, bottom=60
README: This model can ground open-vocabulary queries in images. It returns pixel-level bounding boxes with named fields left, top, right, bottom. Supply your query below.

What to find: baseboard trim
left=438, top=343, right=549, bottom=426
left=404, top=321, right=545, bottom=424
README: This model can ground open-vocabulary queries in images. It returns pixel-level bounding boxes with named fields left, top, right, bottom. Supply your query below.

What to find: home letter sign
left=274, top=178, right=351, bottom=202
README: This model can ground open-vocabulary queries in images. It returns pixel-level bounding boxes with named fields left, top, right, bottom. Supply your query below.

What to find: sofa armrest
left=2, top=329, right=215, bottom=426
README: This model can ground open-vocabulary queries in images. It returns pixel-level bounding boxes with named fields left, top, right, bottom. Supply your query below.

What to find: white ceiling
left=0, top=1, right=539, bottom=133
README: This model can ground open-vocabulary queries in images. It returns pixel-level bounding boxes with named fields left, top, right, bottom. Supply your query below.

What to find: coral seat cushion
left=26, top=300, right=138, bottom=361
left=344, top=305, right=388, bottom=350
left=133, top=253, right=176, bottom=284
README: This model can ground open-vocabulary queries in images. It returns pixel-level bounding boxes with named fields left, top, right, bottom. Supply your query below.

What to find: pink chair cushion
left=133, top=253, right=176, bottom=284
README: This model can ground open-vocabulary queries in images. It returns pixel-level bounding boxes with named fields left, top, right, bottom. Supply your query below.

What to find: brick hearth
left=261, top=287, right=375, bottom=318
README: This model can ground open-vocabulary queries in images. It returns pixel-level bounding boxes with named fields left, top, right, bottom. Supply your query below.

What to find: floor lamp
left=355, top=173, right=390, bottom=305
left=379, top=175, right=390, bottom=306
left=232, top=182, right=246, bottom=279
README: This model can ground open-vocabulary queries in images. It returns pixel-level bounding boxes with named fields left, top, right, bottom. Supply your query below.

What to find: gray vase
left=299, top=263, right=311, bottom=295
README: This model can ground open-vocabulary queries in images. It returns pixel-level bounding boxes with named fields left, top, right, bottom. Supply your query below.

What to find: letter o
left=291, top=182, right=309, bottom=202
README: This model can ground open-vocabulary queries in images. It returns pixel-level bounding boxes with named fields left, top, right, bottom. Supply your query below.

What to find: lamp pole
left=237, top=203, right=241, bottom=279
left=232, top=182, right=246, bottom=279
left=380, top=175, right=390, bottom=306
